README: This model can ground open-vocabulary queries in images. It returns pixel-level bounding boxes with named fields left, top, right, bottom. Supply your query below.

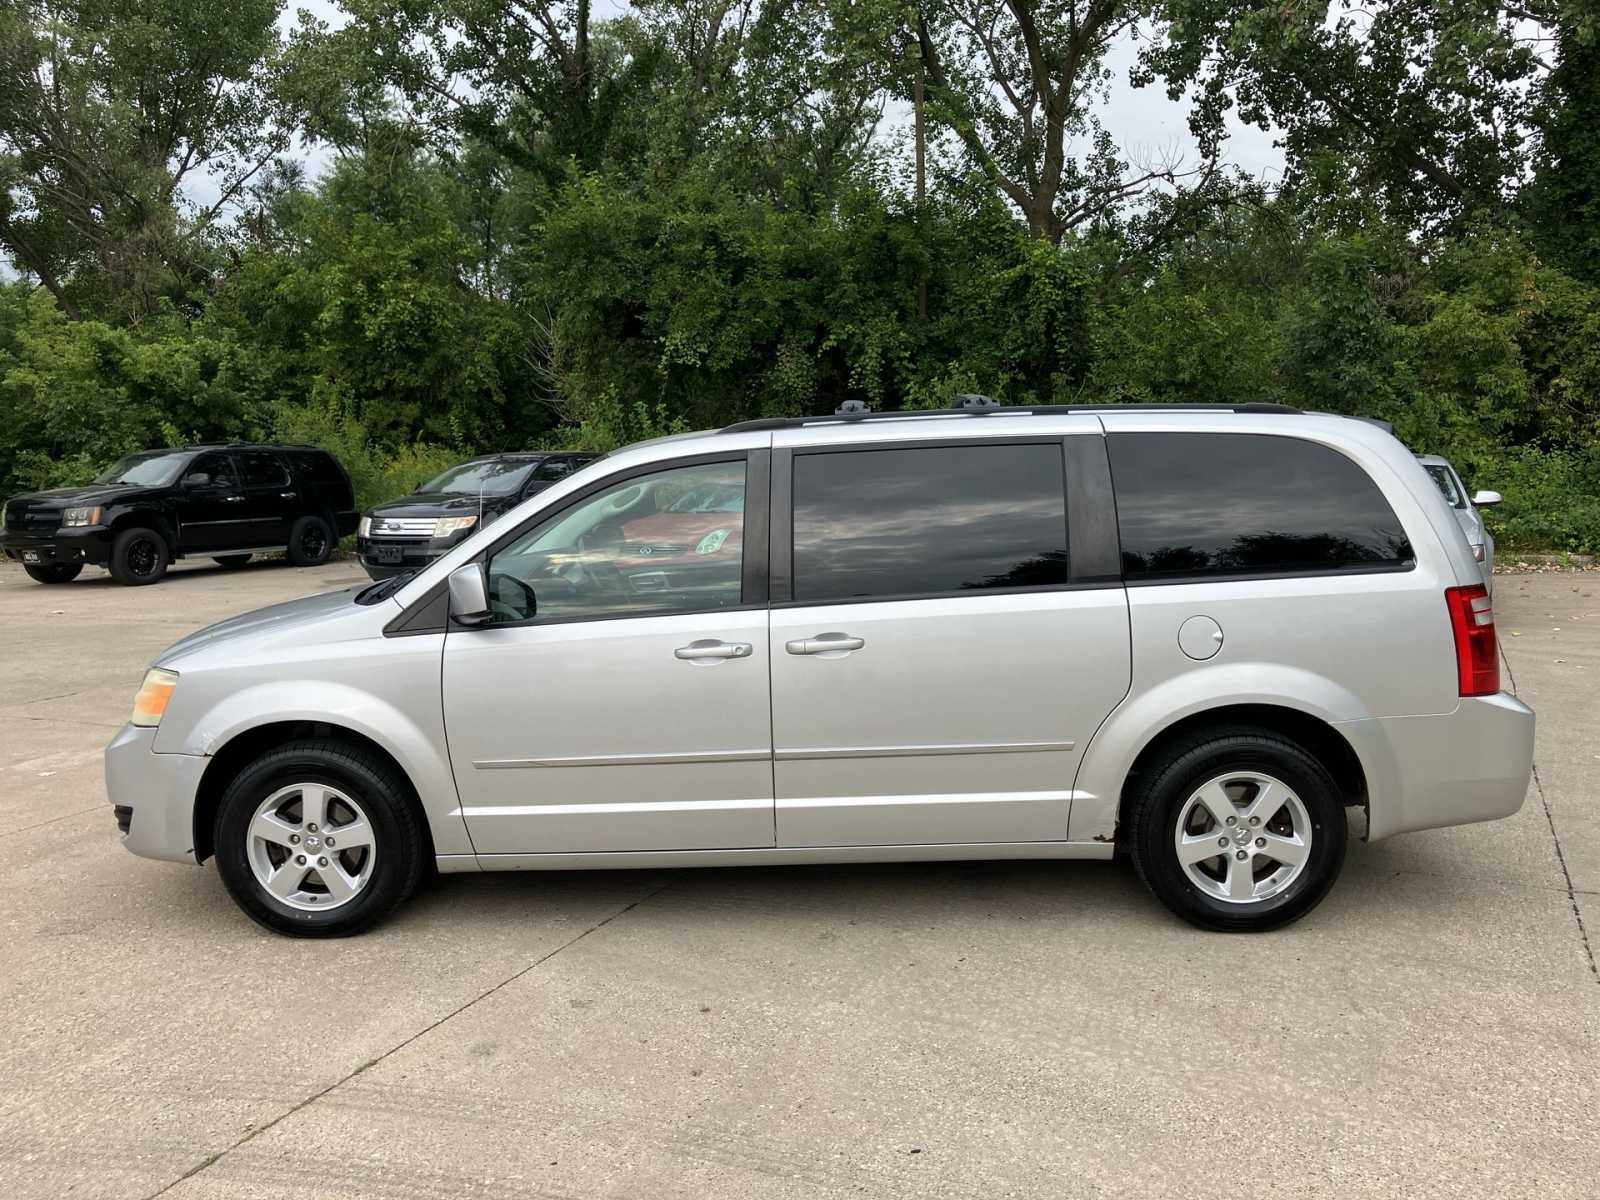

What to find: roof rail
left=721, top=400, right=1302, bottom=434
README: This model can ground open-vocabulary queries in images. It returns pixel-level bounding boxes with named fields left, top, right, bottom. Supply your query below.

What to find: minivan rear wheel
left=213, top=740, right=424, bottom=937
left=1125, top=729, right=1346, bottom=932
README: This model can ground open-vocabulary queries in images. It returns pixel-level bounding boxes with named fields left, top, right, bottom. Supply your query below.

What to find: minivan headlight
left=435, top=516, right=477, bottom=537
left=62, top=505, right=102, bottom=527
left=130, top=668, right=179, bottom=727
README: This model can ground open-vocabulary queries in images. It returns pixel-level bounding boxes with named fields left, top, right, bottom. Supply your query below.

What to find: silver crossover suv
left=107, top=401, right=1535, bottom=936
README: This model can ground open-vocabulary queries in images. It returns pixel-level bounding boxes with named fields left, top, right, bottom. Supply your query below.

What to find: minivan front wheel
left=213, top=740, right=424, bottom=936
left=1126, top=729, right=1346, bottom=932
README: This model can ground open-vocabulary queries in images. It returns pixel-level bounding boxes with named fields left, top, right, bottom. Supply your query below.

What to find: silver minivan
left=106, top=402, right=1535, bottom=936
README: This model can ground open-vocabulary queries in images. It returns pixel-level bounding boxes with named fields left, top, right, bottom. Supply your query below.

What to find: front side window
left=533, top=457, right=577, bottom=482
left=1109, top=433, right=1414, bottom=580
left=184, top=453, right=237, bottom=490
left=791, top=443, right=1070, bottom=603
left=486, top=460, right=746, bottom=623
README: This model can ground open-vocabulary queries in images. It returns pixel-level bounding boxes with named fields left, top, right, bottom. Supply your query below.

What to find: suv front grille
left=370, top=518, right=439, bottom=537
left=5, top=508, right=58, bottom=533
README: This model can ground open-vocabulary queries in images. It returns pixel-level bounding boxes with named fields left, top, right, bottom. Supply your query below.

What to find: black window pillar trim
left=768, top=448, right=794, bottom=604
left=742, top=448, right=771, bottom=606
left=1063, top=434, right=1121, bottom=585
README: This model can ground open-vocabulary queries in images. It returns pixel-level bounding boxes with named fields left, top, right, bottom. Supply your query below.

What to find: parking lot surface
left=1, top=558, right=1596, bottom=1199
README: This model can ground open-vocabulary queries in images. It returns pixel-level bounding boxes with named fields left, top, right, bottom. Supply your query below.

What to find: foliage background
left=2, top=0, right=1599, bottom=548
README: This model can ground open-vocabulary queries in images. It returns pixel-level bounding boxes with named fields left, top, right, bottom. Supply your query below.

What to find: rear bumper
left=1, top=527, right=113, bottom=567
left=104, top=723, right=207, bottom=864
left=1337, top=693, right=1535, bottom=841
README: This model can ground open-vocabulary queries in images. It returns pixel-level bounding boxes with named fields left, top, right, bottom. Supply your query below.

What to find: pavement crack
left=1531, top=763, right=1599, bottom=984
left=138, top=872, right=683, bottom=1199
left=1, top=806, right=105, bottom=839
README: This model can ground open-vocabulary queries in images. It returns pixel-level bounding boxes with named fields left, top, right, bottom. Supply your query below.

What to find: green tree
left=0, top=0, right=291, bottom=317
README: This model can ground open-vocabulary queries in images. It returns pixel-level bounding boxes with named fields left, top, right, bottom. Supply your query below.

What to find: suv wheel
left=286, top=515, right=333, bottom=566
left=23, top=563, right=83, bottom=584
left=213, top=740, right=424, bottom=937
left=212, top=554, right=251, bottom=568
left=109, top=527, right=170, bottom=585
left=1125, top=728, right=1347, bottom=932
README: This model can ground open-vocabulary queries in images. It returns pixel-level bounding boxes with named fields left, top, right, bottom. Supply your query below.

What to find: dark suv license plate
left=372, top=545, right=404, bottom=564
left=21, top=550, right=42, bottom=564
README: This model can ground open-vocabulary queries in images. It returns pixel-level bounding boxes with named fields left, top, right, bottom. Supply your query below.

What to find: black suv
left=357, top=452, right=599, bottom=579
left=1, top=444, right=358, bottom=586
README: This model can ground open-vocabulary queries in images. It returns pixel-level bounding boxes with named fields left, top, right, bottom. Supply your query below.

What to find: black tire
left=213, top=739, right=425, bottom=937
left=23, top=562, right=82, bottom=584
left=1125, top=727, right=1347, bottom=932
left=108, top=527, right=170, bottom=585
left=286, top=515, right=333, bottom=566
left=212, top=554, right=252, bottom=568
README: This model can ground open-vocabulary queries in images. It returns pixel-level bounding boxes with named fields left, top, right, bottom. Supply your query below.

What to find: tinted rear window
left=1108, top=433, right=1412, bottom=580
left=237, top=450, right=289, bottom=488
left=791, top=443, right=1070, bottom=602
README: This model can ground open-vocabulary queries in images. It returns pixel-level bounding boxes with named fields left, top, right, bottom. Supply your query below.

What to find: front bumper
left=104, top=723, right=208, bottom=864
left=1337, top=692, right=1536, bottom=841
left=356, top=534, right=463, bottom=579
left=1, top=527, right=113, bottom=568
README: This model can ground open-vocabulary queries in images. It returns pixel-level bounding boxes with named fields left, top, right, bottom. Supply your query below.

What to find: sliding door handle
left=785, top=633, right=865, bottom=656
left=675, top=640, right=752, bottom=661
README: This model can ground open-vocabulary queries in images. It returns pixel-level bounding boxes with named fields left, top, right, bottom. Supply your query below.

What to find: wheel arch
left=1114, top=704, right=1368, bottom=832
left=1069, top=670, right=1375, bottom=844
left=108, top=509, right=176, bottom=553
left=192, top=720, right=437, bottom=864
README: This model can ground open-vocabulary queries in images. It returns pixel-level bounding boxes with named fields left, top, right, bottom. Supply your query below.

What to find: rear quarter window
left=293, top=452, right=353, bottom=501
left=1108, top=432, right=1413, bottom=581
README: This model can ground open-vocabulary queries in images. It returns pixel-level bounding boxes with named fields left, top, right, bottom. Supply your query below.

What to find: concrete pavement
left=0, top=557, right=1594, bottom=1199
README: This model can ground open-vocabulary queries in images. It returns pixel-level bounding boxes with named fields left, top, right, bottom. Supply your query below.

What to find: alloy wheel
left=246, top=783, right=377, bottom=911
left=1173, top=771, right=1312, bottom=904
left=299, top=523, right=328, bottom=559
left=127, top=536, right=160, bottom=578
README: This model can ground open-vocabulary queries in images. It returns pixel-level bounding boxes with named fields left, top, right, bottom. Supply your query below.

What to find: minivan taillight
left=1445, top=584, right=1499, bottom=696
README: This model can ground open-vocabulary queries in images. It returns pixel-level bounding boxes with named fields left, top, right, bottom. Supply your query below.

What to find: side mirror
left=183, top=473, right=212, bottom=489
left=448, top=562, right=493, bottom=627
left=1472, top=489, right=1503, bottom=507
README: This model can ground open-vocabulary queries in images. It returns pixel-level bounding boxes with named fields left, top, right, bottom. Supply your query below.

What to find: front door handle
left=222, top=495, right=245, bottom=503
left=674, top=639, right=753, bottom=661
left=785, top=633, right=865, bottom=656
left=280, top=491, right=298, bottom=500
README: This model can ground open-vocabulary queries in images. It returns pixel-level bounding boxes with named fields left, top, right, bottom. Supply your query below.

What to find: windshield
left=1425, top=464, right=1466, bottom=508
left=419, top=459, right=536, bottom=497
left=93, top=451, right=192, bottom=488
